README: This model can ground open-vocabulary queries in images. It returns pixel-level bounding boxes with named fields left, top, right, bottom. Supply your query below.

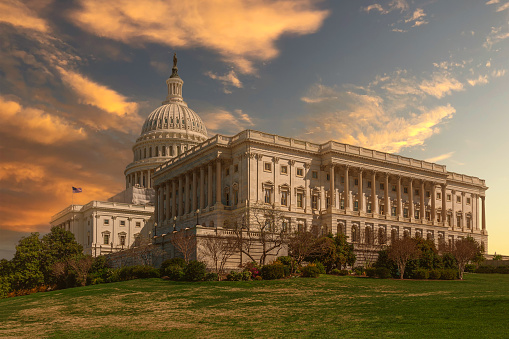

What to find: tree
left=388, top=237, right=419, bottom=279
left=67, top=255, right=93, bottom=287
left=10, top=233, right=45, bottom=290
left=200, top=234, right=239, bottom=274
left=288, top=231, right=321, bottom=266
left=311, top=234, right=356, bottom=272
left=170, top=229, right=197, bottom=263
left=230, top=202, right=289, bottom=265
left=451, top=237, right=482, bottom=280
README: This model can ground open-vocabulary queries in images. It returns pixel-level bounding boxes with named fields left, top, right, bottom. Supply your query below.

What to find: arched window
left=365, top=227, right=373, bottom=244
left=162, top=146, right=166, bottom=156
left=378, top=228, right=386, bottom=244
left=352, top=225, right=358, bottom=242
left=144, top=148, right=147, bottom=158
left=149, top=148, right=152, bottom=157
left=155, top=146, right=159, bottom=156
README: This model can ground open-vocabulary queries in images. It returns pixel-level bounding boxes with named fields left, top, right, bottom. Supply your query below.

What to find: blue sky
left=1, top=0, right=508, bottom=259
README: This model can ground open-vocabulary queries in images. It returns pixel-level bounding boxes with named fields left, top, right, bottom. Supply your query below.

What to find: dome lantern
left=163, top=53, right=184, bottom=105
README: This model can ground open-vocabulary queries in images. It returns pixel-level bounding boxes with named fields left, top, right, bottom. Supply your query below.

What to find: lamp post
left=196, top=209, right=200, bottom=226
left=173, top=216, right=177, bottom=233
left=154, top=222, right=158, bottom=236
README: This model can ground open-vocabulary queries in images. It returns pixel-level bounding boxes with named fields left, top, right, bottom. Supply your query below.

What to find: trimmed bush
left=301, top=264, right=321, bottom=278
left=440, top=269, right=458, bottom=280
left=412, top=268, right=429, bottom=280
left=184, top=261, right=207, bottom=282
left=161, top=258, right=187, bottom=270
left=261, top=262, right=285, bottom=280
left=375, top=267, right=391, bottom=279
left=330, top=269, right=341, bottom=275
left=464, top=264, right=476, bottom=273
left=313, top=262, right=326, bottom=274
left=204, top=273, right=219, bottom=281
left=365, top=268, right=376, bottom=278
left=226, top=271, right=243, bottom=281
left=164, top=265, right=184, bottom=281
left=118, top=265, right=160, bottom=281
left=353, top=266, right=365, bottom=276
left=476, top=266, right=509, bottom=274
left=429, top=269, right=442, bottom=280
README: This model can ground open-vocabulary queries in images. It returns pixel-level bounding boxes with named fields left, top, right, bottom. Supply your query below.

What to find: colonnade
left=153, top=159, right=223, bottom=225
left=126, top=169, right=153, bottom=189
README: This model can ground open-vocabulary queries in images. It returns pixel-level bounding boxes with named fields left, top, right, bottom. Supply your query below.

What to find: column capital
left=304, top=162, right=311, bottom=169
left=289, top=159, right=296, bottom=166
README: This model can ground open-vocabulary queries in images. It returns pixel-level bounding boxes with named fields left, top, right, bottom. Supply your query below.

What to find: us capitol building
left=51, top=56, right=488, bottom=264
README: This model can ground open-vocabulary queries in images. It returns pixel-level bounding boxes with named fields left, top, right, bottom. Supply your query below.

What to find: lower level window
left=103, top=233, right=110, bottom=245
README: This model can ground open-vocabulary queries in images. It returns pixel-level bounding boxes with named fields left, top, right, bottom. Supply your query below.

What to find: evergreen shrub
left=440, top=269, right=458, bottom=280
left=365, top=268, right=376, bottom=278
left=429, top=269, right=442, bottom=280
left=165, top=265, right=185, bottom=281
left=301, top=264, right=320, bottom=278
left=375, top=267, right=391, bottom=279
left=412, top=268, right=429, bottom=280
left=184, top=261, right=207, bottom=282
left=261, top=262, right=285, bottom=280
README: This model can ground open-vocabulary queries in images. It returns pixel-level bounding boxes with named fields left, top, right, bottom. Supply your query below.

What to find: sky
left=1, top=0, right=509, bottom=259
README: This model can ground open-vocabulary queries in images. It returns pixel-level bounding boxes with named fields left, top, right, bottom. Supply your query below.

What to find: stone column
left=408, top=179, right=413, bottom=219
left=146, top=170, right=150, bottom=188
left=135, top=172, right=138, bottom=186
left=192, top=170, right=197, bottom=212
left=159, top=186, right=164, bottom=224
left=474, top=194, right=479, bottom=230
left=462, top=192, right=466, bottom=230
left=420, top=180, right=425, bottom=221
left=178, top=176, right=183, bottom=216
left=397, top=176, right=402, bottom=217
left=171, top=180, right=176, bottom=219
left=451, top=190, right=456, bottom=228
left=154, top=185, right=159, bottom=224
left=371, top=171, right=376, bottom=214
left=330, top=164, right=335, bottom=209
left=200, top=167, right=205, bottom=209
left=344, top=166, right=350, bottom=210
left=481, top=196, right=486, bottom=231
left=216, top=159, right=222, bottom=206
left=185, top=173, right=190, bottom=215
left=358, top=168, right=364, bottom=212
left=305, top=163, right=311, bottom=212
left=384, top=174, right=390, bottom=216
left=164, top=181, right=170, bottom=223
left=431, top=182, right=436, bottom=224
left=208, top=163, right=213, bottom=208
left=441, top=184, right=447, bottom=226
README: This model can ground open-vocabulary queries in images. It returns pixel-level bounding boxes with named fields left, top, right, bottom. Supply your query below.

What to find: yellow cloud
left=419, top=75, right=464, bottom=98
left=425, top=152, right=455, bottom=163
left=0, top=96, right=87, bottom=144
left=0, top=0, right=49, bottom=32
left=57, top=67, right=138, bottom=117
left=70, top=0, right=329, bottom=73
left=201, top=108, right=254, bottom=135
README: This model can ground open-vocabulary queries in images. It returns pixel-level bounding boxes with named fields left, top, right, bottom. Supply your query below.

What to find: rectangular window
left=457, top=196, right=461, bottom=203
left=120, top=220, right=125, bottom=227
left=426, top=211, right=431, bottom=221
left=380, top=205, right=384, bottom=214
left=380, top=183, right=384, bottom=190
left=340, top=199, right=345, bottom=209
left=120, top=235, right=126, bottom=246
left=282, top=221, right=288, bottom=233
left=447, top=214, right=451, bottom=225
left=404, top=187, right=408, bottom=194
left=437, top=192, right=442, bottom=200
left=296, top=168, right=304, bottom=177
left=234, top=164, right=239, bottom=173
left=354, top=179, right=359, bottom=186
left=447, top=194, right=451, bottom=201
left=298, top=223, right=304, bottom=232
left=467, top=218, right=471, bottom=229
left=104, top=219, right=109, bottom=225
left=426, top=191, right=431, bottom=198
left=457, top=216, right=461, bottom=227
left=403, top=208, right=408, bottom=218
left=135, top=222, right=141, bottom=227
left=340, top=176, right=344, bottom=184
left=312, top=171, right=318, bottom=179
left=367, top=202, right=372, bottom=213
left=234, top=191, right=238, bottom=205
left=414, top=210, right=420, bottom=219
left=312, top=196, right=318, bottom=209
left=415, top=189, right=419, bottom=196
left=103, top=234, right=109, bottom=245
left=281, top=191, right=288, bottom=206
left=391, top=207, right=397, bottom=216
left=367, top=181, right=371, bottom=188
left=326, top=173, right=330, bottom=181
left=467, top=197, right=471, bottom=205
left=264, top=189, right=271, bottom=204
left=326, top=197, right=330, bottom=208
left=264, top=162, right=272, bottom=172
left=297, top=193, right=303, bottom=208
left=225, top=168, right=230, bottom=176
left=280, top=165, right=288, bottom=174
left=437, top=213, right=441, bottom=222
left=392, top=185, right=396, bottom=192
left=353, top=201, right=359, bottom=211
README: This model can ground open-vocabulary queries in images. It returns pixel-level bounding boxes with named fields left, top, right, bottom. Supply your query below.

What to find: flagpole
left=71, top=187, right=74, bottom=233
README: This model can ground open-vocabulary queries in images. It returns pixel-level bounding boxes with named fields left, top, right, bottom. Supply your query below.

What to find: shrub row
left=160, top=260, right=209, bottom=282
left=475, top=266, right=509, bottom=274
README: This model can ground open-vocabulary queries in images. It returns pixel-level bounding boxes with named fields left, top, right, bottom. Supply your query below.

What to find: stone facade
left=153, top=129, right=488, bottom=265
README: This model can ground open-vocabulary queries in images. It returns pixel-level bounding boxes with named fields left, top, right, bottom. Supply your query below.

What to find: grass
left=1, top=274, right=508, bottom=338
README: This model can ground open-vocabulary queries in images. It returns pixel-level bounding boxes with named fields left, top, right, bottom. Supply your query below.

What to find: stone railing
left=50, top=205, right=83, bottom=222
left=81, top=200, right=154, bottom=212
left=447, top=172, right=486, bottom=186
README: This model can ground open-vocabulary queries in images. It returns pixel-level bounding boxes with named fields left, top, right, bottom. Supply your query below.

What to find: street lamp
left=154, top=222, right=158, bottom=236
left=173, top=216, right=177, bottom=232
left=196, top=209, right=200, bottom=226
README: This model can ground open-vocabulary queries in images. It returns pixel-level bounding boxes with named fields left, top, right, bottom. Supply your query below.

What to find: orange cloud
left=70, top=0, right=329, bottom=73
left=201, top=108, right=254, bottom=135
left=57, top=67, right=138, bottom=117
left=0, top=0, right=49, bottom=32
left=0, top=95, right=87, bottom=144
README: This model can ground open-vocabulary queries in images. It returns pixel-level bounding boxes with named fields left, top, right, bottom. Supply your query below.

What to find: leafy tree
left=41, top=227, right=83, bottom=283
left=450, top=237, right=482, bottom=280
left=10, top=233, right=45, bottom=290
left=312, top=234, right=356, bottom=272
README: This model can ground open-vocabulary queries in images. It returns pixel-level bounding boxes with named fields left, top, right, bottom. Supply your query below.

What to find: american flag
left=72, top=187, right=82, bottom=193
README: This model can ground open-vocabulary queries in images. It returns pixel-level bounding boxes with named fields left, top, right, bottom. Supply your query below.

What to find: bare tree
left=170, top=229, right=197, bottom=263
left=230, top=203, right=289, bottom=265
left=200, top=234, right=239, bottom=274
left=388, top=237, right=419, bottom=279
left=288, top=231, right=321, bottom=266
left=67, top=255, right=93, bottom=287
left=450, top=237, right=481, bottom=280
left=117, top=234, right=164, bottom=266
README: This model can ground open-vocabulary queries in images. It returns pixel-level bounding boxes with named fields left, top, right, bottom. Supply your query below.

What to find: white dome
left=141, top=102, right=208, bottom=139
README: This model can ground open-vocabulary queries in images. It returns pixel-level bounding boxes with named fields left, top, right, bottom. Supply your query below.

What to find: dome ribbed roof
left=141, top=102, right=208, bottom=139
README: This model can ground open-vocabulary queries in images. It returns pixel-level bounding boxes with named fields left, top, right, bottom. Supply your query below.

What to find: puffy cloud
left=69, top=0, right=329, bottom=73
left=201, top=108, right=254, bottom=135
left=57, top=67, right=138, bottom=117
left=484, top=25, right=509, bottom=49
left=0, top=95, right=87, bottom=144
left=205, top=70, right=243, bottom=93
left=419, top=74, right=464, bottom=98
left=425, top=152, right=455, bottom=163
left=0, top=0, right=49, bottom=32
left=467, top=75, right=489, bottom=86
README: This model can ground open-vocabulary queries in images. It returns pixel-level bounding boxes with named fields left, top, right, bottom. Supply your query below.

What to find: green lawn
left=1, top=274, right=508, bottom=338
